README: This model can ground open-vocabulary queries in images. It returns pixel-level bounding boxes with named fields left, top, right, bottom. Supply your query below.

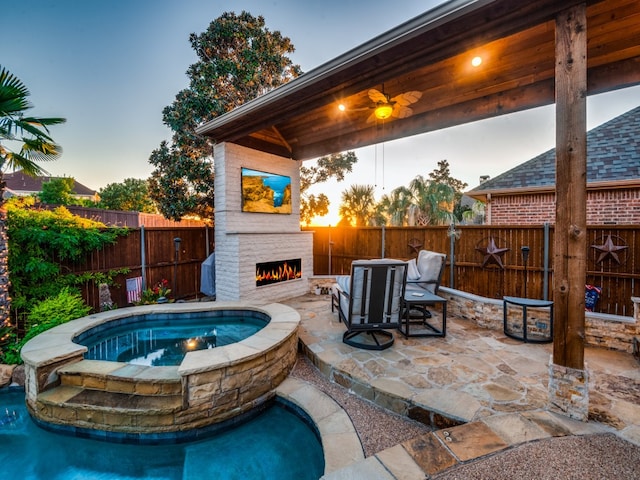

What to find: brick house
left=467, top=105, right=640, bottom=225
left=2, top=171, right=99, bottom=202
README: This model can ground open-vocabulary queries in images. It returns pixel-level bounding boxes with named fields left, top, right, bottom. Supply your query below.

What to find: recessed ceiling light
left=471, top=56, right=482, bottom=67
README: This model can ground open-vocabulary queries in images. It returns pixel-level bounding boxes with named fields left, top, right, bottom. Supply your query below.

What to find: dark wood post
left=553, top=3, right=587, bottom=370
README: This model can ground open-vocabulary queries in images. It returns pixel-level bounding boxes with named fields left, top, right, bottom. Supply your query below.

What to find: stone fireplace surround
left=213, top=143, right=313, bottom=302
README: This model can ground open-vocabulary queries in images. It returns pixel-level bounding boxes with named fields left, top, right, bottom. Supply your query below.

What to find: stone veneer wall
left=432, top=287, right=640, bottom=353
left=181, top=332, right=298, bottom=428
left=214, top=142, right=313, bottom=302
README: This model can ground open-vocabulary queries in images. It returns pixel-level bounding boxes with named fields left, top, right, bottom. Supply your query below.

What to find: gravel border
left=433, top=432, right=640, bottom=480
left=290, top=353, right=431, bottom=456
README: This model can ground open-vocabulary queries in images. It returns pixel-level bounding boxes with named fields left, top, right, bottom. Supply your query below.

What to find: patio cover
left=197, top=0, right=640, bottom=372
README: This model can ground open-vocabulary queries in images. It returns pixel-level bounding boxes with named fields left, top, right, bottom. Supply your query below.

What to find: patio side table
left=399, top=290, right=447, bottom=337
left=503, top=296, right=553, bottom=343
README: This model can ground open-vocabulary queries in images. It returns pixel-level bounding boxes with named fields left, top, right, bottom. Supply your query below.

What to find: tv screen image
left=241, top=168, right=292, bottom=214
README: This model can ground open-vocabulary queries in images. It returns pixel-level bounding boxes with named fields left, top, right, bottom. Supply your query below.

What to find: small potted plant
left=135, top=279, right=172, bottom=305
left=154, top=279, right=171, bottom=303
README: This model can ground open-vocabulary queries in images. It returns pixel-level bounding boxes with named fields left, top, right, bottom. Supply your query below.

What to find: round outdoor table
left=503, top=296, right=553, bottom=343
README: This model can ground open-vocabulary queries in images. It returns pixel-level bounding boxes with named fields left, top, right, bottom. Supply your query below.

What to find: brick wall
left=486, top=187, right=640, bottom=224
left=488, top=193, right=556, bottom=224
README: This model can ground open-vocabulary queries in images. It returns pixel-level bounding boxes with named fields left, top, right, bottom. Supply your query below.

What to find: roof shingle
left=468, top=105, right=640, bottom=193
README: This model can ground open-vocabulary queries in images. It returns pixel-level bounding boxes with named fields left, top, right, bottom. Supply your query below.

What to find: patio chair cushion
left=409, top=250, right=446, bottom=294
left=336, top=275, right=351, bottom=295
left=348, top=259, right=405, bottom=323
left=407, top=258, right=420, bottom=281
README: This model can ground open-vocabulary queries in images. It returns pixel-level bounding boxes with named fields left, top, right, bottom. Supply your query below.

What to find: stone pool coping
left=276, top=377, right=365, bottom=475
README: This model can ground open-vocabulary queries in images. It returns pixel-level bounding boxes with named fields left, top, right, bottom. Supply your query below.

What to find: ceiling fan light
left=375, top=103, right=393, bottom=120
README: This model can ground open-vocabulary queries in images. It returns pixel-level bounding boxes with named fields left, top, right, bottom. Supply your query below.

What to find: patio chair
left=404, top=250, right=446, bottom=318
left=331, top=259, right=407, bottom=350
left=406, top=250, right=446, bottom=294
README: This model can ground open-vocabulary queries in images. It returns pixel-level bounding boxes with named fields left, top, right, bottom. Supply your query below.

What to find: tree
left=428, top=159, right=469, bottom=221
left=375, top=161, right=468, bottom=226
left=0, top=66, right=66, bottom=196
left=407, top=175, right=455, bottom=226
left=0, top=65, right=65, bottom=358
left=39, top=177, right=75, bottom=205
left=300, top=151, right=358, bottom=226
left=377, top=186, right=413, bottom=226
left=338, top=184, right=377, bottom=226
left=99, top=178, right=157, bottom=213
left=149, top=12, right=301, bottom=221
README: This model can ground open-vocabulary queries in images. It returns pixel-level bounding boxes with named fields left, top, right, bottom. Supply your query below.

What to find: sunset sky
left=3, top=0, right=639, bottom=225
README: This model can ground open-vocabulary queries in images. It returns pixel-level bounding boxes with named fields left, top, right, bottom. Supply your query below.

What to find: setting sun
left=305, top=210, right=342, bottom=227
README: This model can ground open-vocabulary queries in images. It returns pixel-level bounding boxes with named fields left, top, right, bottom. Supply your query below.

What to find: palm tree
left=338, top=184, right=377, bottom=226
left=407, top=175, right=455, bottom=226
left=379, top=186, right=414, bottom=226
left=0, top=65, right=66, bottom=190
left=0, top=65, right=65, bottom=353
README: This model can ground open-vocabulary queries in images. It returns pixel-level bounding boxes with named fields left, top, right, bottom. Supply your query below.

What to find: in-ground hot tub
left=21, top=302, right=300, bottom=439
left=75, top=309, right=269, bottom=366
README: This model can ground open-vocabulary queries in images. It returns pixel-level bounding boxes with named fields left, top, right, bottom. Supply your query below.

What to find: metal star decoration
left=407, top=238, right=423, bottom=255
left=475, top=237, right=510, bottom=269
left=591, top=235, right=628, bottom=265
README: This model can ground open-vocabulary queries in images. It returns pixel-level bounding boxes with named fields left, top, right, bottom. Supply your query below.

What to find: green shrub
left=6, top=198, right=128, bottom=314
left=1, top=288, right=91, bottom=365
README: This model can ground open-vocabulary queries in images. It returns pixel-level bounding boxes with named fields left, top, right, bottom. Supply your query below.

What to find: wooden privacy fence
left=305, top=225, right=640, bottom=317
left=64, top=226, right=214, bottom=310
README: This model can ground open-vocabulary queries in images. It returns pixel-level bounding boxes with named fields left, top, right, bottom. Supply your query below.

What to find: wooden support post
left=553, top=4, right=587, bottom=370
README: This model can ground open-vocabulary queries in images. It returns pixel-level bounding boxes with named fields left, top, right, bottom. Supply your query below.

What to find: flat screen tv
left=241, top=167, right=292, bottom=214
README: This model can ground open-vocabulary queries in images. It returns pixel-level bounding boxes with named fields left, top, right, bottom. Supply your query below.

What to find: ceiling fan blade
left=366, top=111, right=378, bottom=123
left=393, top=105, right=414, bottom=119
left=368, top=89, right=388, bottom=103
left=392, top=91, right=422, bottom=106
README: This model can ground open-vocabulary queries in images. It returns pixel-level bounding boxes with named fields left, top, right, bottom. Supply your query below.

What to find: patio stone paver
left=374, top=444, right=429, bottom=480
left=434, top=421, right=509, bottom=461
left=401, top=433, right=458, bottom=476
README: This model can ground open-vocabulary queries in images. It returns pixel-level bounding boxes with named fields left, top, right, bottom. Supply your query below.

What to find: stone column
left=548, top=356, right=589, bottom=421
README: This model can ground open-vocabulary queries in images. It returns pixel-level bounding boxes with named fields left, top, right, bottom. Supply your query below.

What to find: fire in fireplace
left=256, top=258, right=302, bottom=287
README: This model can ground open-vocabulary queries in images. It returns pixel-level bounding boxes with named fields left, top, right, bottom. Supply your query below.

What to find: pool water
left=0, top=390, right=324, bottom=480
left=76, top=315, right=266, bottom=366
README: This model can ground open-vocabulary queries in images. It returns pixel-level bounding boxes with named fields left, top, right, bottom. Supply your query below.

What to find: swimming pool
left=1, top=389, right=324, bottom=480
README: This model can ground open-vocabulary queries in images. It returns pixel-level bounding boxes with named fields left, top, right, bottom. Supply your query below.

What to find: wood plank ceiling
left=196, top=0, right=640, bottom=162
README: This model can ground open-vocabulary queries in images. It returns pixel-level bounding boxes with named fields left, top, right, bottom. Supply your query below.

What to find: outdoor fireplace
left=256, top=258, right=302, bottom=287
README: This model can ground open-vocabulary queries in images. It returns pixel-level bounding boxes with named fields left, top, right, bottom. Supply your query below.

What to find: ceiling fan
left=366, top=88, right=422, bottom=122
left=339, top=87, right=423, bottom=122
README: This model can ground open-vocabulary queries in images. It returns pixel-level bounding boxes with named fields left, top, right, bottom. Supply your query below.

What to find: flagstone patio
left=281, top=293, right=640, bottom=478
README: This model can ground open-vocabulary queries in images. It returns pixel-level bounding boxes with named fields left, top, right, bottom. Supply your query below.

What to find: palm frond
left=0, top=65, right=65, bottom=177
left=2, top=151, right=48, bottom=176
